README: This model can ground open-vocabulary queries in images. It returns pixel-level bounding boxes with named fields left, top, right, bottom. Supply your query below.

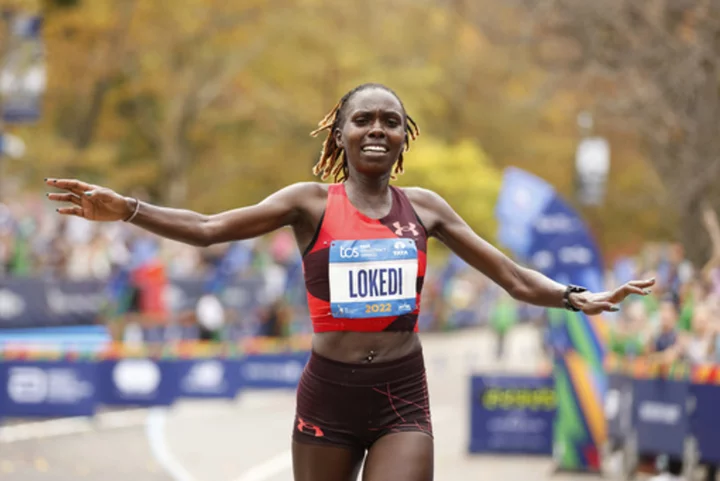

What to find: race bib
left=329, top=239, right=418, bottom=319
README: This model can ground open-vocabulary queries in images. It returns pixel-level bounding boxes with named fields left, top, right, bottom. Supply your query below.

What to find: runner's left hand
left=568, top=278, right=655, bottom=315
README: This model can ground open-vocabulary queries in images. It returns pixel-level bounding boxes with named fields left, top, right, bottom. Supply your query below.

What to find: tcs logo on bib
left=339, top=246, right=360, bottom=259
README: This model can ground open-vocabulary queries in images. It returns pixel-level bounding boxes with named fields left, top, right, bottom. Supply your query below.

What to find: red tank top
left=303, top=183, right=428, bottom=333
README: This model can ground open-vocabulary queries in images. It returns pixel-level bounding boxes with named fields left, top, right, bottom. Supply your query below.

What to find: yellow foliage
left=396, top=138, right=501, bottom=241
left=5, top=0, right=673, bottom=255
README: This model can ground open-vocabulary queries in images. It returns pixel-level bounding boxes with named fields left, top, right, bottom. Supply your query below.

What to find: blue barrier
left=689, top=384, right=720, bottom=464
left=0, top=352, right=309, bottom=420
left=469, top=374, right=555, bottom=456
left=600, top=369, right=720, bottom=477
left=632, top=378, right=690, bottom=457
left=465, top=368, right=720, bottom=468
left=0, top=360, right=97, bottom=417
left=176, top=359, right=241, bottom=400
left=96, top=359, right=180, bottom=407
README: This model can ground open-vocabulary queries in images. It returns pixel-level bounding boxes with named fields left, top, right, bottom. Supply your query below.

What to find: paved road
left=0, top=326, right=575, bottom=481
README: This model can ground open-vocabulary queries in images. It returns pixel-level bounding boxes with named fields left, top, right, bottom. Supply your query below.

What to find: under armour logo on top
left=393, top=222, right=419, bottom=237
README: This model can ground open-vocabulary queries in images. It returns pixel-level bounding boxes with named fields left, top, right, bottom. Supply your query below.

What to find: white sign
left=7, top=366, right=93, bottom=404
left=182, top=361, right=225, bottom=393
left=638, top=401, right=681, bottom=424
left=576, top=137, right=610, bottom=206
left=112, top=359, right=161, bottom=396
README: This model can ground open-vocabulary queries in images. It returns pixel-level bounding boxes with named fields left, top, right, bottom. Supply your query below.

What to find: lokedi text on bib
left=328, top=239, right=418, bottom=319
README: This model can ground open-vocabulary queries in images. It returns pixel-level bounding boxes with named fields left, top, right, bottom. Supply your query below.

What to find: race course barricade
left=468, top=374, right=556, bottom=456
left=0, top=358, right=97, bottom=418
left=0, top=337, right=312, bottom=421
left=464, top=358, right=720, bottom=470
left=632, top=377, right=690, bottom=458
left=175, top=358, right=242, bottom=400
left=690, top=366, right=720, bottom=464
left=96, top=358, right=180, bottom=407
left=602, top=358, right=720, bottom=478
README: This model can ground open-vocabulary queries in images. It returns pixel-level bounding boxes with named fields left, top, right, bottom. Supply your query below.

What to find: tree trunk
left=159, top=87, right=196, bottom=207
left=678, top=195, right=713, bottom=268
left=160, top=147, right=189, bottom=207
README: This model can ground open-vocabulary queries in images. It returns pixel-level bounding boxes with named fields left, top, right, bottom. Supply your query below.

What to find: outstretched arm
left=407, top=188, right=653, bottom=314
left=45, top=179, right=314, bottom=247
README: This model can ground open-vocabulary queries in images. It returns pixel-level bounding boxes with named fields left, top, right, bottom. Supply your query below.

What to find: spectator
left=489, top=290, right=518, bottom=361
left=685, top=303, right=714, bottom=365
left=646, top=293, right=685, bottom=367
left=608, top=300, right=647, bottom=358
left=645, top=293, right=684, bottom=481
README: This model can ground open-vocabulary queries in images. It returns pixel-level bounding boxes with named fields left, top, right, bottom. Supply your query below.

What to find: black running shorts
left=292, top=349, right=433, bottom=449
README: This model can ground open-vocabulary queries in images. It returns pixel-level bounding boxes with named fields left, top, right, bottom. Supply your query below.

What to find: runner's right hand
left=45, top=178, right=134, bottom=222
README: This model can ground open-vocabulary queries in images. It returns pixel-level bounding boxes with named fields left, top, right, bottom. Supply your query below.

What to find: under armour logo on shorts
left=297, top=418, right=325, bottom=437
left=393, top=222, right=419, bottom=237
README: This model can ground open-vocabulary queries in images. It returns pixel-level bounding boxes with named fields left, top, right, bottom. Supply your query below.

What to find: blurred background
left=1, top=0, right=720, bottom=480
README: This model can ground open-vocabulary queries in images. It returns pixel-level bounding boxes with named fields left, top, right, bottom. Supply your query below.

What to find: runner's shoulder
left=271, top=182, right=330, bottom=216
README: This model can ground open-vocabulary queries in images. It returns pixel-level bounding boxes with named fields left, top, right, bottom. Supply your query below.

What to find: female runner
left=46, top=83, right=653, bottom=481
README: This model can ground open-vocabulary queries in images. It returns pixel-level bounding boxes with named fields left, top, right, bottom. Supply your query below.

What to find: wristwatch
left=563, top=285, right=587, bottom=312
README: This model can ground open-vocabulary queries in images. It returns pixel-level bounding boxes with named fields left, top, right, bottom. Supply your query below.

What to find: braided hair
left=310, top=83, right=420, bottom=183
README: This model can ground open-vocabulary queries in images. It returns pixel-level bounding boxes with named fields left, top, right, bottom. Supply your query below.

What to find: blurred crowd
left=0, top=195, right=541, bottom=339
left=605, top=243, right=720, bottom=367
left=604, top=247, right=720, bottom=481
left=5, top=195, right=720, bottom=359
left=0, top=195, right=219, bottom=280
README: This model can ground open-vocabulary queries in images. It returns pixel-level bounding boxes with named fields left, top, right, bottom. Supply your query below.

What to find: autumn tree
left=467, top=0, right=720, bottom=265
left=26, top=0, right=280, bottom=206
left=396, top=138, right=502, bottom=255
left=3, top=0, right=674, bottom=258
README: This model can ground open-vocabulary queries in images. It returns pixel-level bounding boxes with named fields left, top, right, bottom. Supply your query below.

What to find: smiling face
left=333, top=88, right=406, bottom=180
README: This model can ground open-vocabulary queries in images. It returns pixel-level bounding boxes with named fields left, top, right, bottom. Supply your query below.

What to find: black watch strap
left=563, top=285, right=587, bottom=312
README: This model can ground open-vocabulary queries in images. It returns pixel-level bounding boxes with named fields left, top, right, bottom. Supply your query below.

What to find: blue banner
left=176, top=359, right=241, bottom=400
left=0, top=353, right=310, bottom=418
left=633, top=378, right=689, bottom=457
left=96, top=359, right=179, bottom=407
left=0, top=361, right=96, bottom=417
left=495, top=167, right=606, bottom=471
left=494, top=167, right=603, bottom=292
left=0, top=278, right=101, bottom=328
left=240, top=353, right=309, bottom=390
left=689, top=384, right=720, bottom=463
left=495, top=167, right=556, bottom=232
left=0, top=277, right=265, bottom=329
left=527, top=197, right=604, bottom=292
left=0, top=325, right=110, bottom=352
left=469, top=375, right=556, bottom=455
